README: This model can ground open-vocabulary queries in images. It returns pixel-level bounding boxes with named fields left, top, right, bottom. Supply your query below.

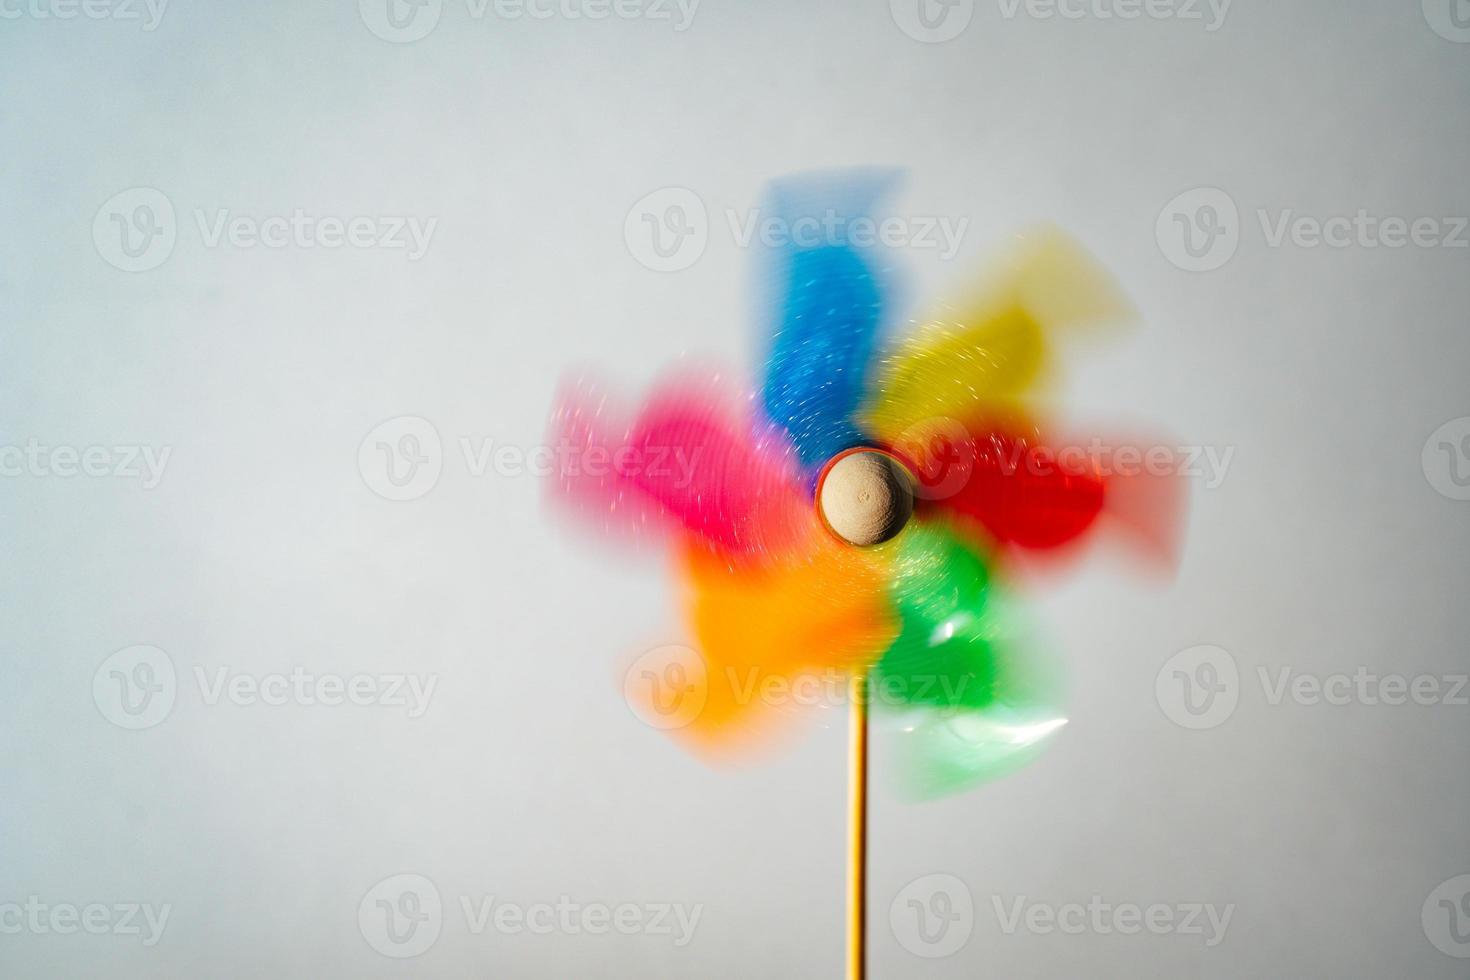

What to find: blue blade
left=757, top=171, right=902, bottom=475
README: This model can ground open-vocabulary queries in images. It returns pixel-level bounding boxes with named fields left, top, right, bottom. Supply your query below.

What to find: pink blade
left=547, top=368, right=815, bottom=561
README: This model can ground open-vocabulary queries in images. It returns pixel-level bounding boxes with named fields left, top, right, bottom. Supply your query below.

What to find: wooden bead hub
left=817, top=450, right=915, bottom=547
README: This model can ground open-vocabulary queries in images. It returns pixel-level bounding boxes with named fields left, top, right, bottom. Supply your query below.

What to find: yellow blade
left=864, top=227, right=1134, bottom=444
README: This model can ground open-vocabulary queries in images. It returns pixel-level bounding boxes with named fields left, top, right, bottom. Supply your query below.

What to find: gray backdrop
left=2, top=0, right=1468, bottom=976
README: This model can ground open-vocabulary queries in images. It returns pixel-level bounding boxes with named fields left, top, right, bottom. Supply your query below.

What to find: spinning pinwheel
left=549, top=172, right=1183, bottom=979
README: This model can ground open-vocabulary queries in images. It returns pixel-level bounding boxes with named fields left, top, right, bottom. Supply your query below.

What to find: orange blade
left=651, top=531, right=899, bottom=759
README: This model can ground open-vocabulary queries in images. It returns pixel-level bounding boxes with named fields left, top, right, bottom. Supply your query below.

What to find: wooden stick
left=847, top=671, right=869, bottom=980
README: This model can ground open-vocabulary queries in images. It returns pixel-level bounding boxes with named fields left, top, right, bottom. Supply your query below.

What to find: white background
left=1, top=0, right=1468, bottom=976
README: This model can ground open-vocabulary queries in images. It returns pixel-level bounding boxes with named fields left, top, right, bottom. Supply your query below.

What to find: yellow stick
left=847, top=671, right=869, bottom=980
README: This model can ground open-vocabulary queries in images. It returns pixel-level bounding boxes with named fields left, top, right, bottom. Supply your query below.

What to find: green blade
left=874, top=520, right=1066, bottom=797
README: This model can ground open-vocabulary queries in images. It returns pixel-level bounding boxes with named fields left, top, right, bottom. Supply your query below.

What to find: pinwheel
left=548, top=172, right=1183, bottom=978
